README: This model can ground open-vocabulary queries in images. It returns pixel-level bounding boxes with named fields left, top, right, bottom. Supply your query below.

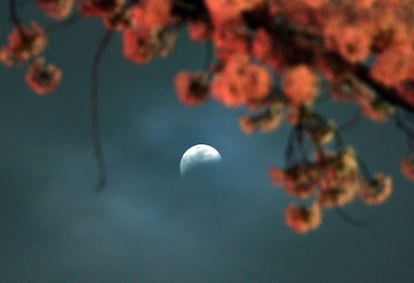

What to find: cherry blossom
left=173, top=71, right=209, bottom=106
left=285, top=202, right=321, bottom=234
left=35, top=0, right=74, bottom=20
left=0, top=22, right=47, bottom=66
left=25, top=58, right=62, bottom=95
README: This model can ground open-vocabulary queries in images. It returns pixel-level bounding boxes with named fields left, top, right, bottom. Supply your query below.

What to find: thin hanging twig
left=91, top=30, right=114, bottom=191
left=9, top=0, right=20, bottom=25
left=356, top=155, right=373, bottom=181
left=295, top=128, right=310, bottom=165
left=285, top=127, right=297, bottom=167
left=9, top=0, right=24, bottom=36
left=335, top=207, right=369, bottom=228
left=333, top=129, right=346, bottom=151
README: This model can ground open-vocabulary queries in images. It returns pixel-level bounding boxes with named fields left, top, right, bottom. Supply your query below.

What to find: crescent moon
left=180, top=144, right=222, bottom=175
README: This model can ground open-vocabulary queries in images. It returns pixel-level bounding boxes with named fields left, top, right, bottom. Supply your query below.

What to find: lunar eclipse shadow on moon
left=180, top=144, right=223, bottom=177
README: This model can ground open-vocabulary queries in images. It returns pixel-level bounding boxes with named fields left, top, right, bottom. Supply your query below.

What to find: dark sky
left=1, top=3, right=414, bottom=283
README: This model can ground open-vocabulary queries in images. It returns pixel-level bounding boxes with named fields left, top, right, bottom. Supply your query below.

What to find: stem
left=91, top=30, right=114, bottom=191
left=334, top=132, right=344, bottom=150
left=295, top=128, right=310, bottom=164
left=335, top=207, right=369, bottom=228
left=9, top=0, right=24, bottom=36
left=356, top=156, right=373, bottom=181
left=285, top=127, right=297, bottom=167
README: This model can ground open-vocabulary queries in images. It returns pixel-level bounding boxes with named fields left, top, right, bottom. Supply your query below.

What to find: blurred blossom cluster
left=2, top=0, right=414, bottom=233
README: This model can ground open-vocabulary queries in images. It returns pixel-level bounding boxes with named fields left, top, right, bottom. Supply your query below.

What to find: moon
left=180, top=144, right=222, bottom=175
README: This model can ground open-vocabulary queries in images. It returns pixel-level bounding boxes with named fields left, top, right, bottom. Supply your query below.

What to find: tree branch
left=91, top=30, right=114, bottom=191
left=335, top=207, right=369, bottom=228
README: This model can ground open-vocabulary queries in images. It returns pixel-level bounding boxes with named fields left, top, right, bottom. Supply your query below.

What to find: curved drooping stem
left=284, top=127, right=297, bottom=167
left=91, top=30, right=114, bottom=191
left=9, top=0, right=24, bottom=36
left=335, top=207, right=369, bottom=228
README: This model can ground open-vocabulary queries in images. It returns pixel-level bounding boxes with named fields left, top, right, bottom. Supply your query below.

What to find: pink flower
left=336, top=26, right=372, bottom=64
left=122, top=27, right=176, bottom=63
left=400, top=157, right=414, bottom=182
left=269, top=167, right=285, bottom=188
left=252, top=28, right=273, bottom=62
left=211, top=54, right=272, bottom=107
left=205, top=0, right=263, bottom=24
left=283, top=166, right=317, bottom=199
left=212, top=18, right=249, bottom=61
left=187, top=20, right=212, bottom=42
left=130, top=0, right=172, bottom=30
left=239, top=104, right=284, bottom=135
left=359, top=173, right=392, bottom=205
left=79, top=0, right=125, bottom=17
left=282, top=65, right=318, bottom=107
left=103, top=9, right=131, bottom=31
left=35, top=0, right=74, bottom=20
left=285, top=202, right=322, bottom=234
left=173, top=72, right=209, bottom=106
left=370, top=43, right=414, bottom=87
left=0, top=22, right=47, bottom=66
left=25, top=58, right=62, bottom=95
left=301, top=0, right=327, bottom=9
left=317, top=184, right=357, bottom=208
left=122, top=28, right=154, bottom=64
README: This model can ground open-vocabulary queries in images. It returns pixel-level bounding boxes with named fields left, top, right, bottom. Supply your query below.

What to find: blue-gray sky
left=0, top=3, right=413, bottom=282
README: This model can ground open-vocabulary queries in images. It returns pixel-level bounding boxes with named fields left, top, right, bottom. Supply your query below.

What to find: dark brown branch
left=306, top=30, right=414, bottom=113
left=260, top=16, right=414, bottom=114
left=354, top=63, right=414, bottom=113
left=91, top=30, right=114, bottom=191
